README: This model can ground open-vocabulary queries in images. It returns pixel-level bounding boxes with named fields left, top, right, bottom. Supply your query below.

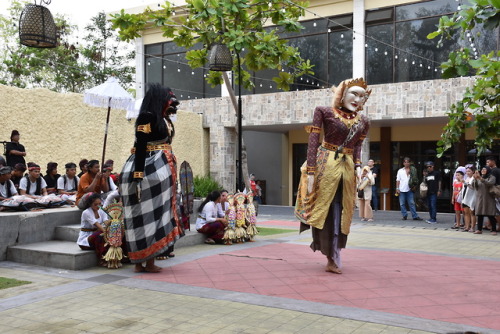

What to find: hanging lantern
left=19, top=2, right=57, bottom=48
left=208, top=44, right=233, bottom=72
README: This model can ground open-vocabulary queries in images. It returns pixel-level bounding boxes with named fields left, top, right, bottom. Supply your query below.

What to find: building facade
left=128, top=0, right=499, bottom=211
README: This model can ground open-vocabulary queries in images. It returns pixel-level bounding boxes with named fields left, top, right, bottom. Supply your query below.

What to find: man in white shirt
left=19, top=164, right=48, bottom=196
left=0, top=166, right=18, bottom=200
left=396, top=157, right=422, bottom=221
left=57, top=162, right=80, bottom=203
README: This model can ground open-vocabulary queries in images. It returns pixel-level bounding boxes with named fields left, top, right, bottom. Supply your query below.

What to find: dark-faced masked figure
left=120, top=84, right=184, bottom=270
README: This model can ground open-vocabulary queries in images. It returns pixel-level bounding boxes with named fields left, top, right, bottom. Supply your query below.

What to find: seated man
left=77, top=159, right=88, bottom=178
left=19, top=164, right=48, bottom=196
left=10, top=163, right=26, bottom=193
left=57, top=162, right=80, bottom=203
left=0, top=166, right=18, bottom=200
left=75, top=160, right=109, bottom=209
left=43, top=162, right=60, bottom=194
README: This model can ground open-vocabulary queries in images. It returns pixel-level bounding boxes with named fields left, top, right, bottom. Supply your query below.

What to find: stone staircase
left=7, top=223, right=204, bottom=270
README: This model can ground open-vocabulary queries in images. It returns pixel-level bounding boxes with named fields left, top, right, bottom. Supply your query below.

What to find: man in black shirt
left=423, top=161, right=441, bottom=224
left=6, top=130, right=26, bottom=168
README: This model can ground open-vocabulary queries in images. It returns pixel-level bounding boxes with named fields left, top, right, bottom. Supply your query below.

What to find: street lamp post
left=236, top=53, right=243, bottom=192
left=209, top=43, right=243, bottom=191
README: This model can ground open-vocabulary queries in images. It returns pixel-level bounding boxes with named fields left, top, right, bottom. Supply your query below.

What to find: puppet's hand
left=307, top=175, right=314, bottom=194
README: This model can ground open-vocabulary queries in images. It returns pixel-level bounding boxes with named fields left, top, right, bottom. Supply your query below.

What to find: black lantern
left=209, top=44, right=233, bottom=72
left=19, top=1, right=57, bottom=48
left=208, top=42, right=244, bottom=192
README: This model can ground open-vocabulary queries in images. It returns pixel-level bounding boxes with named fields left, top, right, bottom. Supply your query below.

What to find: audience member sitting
left=43, top=162, right=60, bottom=194
left=10, top=163, right=26, bottom=193
left=77, top=193, right=109, bottom=267
left=77, top=159, right=88, bottom=178
left=0, top=166, right=18, bottom=201
left=19, top=163, right=48, bottom=196
left=57, top=162, right=80, bottom=203
left=103, top=163, right=117, bottom=192
left=75, top=160, right=109, bottom=209
left=196, top=190, right=228, bottom=244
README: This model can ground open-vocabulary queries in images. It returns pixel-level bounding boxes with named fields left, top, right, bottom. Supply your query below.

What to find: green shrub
left=193, top=175, right=222, bottom=198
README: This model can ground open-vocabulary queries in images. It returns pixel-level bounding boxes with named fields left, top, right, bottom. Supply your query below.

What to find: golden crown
left=345, top=78, right=368, bottom=90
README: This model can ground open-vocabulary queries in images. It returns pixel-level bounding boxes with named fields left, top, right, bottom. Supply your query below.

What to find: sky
left=0, top=0, right=156, bottom=29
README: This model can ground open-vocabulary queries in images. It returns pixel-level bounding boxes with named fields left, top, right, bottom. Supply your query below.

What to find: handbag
left=419, top=181, right=428, bottom=198
left=357, top=189, right=364, bottom=199
left=489, top=184, right=500, bottom=198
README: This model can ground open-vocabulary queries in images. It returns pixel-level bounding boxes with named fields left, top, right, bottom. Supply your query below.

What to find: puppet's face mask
left=342, top=86, right=368, bottom=112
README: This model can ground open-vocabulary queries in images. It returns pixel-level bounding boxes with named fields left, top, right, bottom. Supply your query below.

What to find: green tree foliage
left=0, top=0, right=134, bottom=93
left=110, top=0, right=314, bottom=91
left=428, top=0, right=499, bottom=157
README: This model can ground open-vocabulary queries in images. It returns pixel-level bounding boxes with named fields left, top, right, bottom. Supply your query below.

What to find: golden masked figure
left=295, top=78, right=371, bottom=274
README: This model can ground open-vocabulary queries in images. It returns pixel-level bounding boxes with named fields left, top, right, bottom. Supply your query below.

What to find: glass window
left=328, top=15, right=353, bottom=31
left=395, top=0, right=456, bottom=21
left=163, top=41, right=187, bottom=55
left=288, top=34, right=328, bottom=90
left=366, top=8, right=393, bottom=24
left=163, top=54, right=204, bottom=100
left=328, top=29, right=353, bottom=85
left=145, top=44, right=162, bottom=55
left=280, top=18, right=328, bottom=38
left=254, top=69, right=280, bottom=94
left=145, top=56, right=162, bottom=85
left=366, top=24, right=394, bottom=85
left=395, top=18, right=446, bottom=82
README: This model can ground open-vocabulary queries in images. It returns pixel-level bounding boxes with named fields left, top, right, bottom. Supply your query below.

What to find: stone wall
left=0, top=84, right=209, bottom=177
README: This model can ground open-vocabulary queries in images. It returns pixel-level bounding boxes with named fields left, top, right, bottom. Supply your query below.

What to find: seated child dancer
left=19, top=163, right=48, bottom=196
left=0, top=166, right=18, bottom=201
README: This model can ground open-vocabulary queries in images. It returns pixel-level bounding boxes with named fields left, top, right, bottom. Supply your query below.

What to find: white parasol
left=83, top=77, right=135, bottom=167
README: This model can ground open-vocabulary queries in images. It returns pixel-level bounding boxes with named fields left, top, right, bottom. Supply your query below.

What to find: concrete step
left=54, top=224, right=204, bottom=245
left=55, top=224, right=80, bottom=242
left=8, top=227, right=205, bottom=270
left=7, top=241, right=97, bottom=270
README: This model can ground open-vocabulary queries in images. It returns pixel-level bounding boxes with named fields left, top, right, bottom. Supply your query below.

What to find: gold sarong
left=295, top=146, right=356, bottom=235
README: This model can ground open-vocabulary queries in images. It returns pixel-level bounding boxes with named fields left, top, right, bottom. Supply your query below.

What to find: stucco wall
left=0, top=84, right=208, bottom=177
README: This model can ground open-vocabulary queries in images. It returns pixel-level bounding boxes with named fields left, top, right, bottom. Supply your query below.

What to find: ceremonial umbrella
left=83, top=77, right=135, bottom=167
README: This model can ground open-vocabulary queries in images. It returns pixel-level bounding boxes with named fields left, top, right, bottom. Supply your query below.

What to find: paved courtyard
left=0, top=206, right=499, bottom=333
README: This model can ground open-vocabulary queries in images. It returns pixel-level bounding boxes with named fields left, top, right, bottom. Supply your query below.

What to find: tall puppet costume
left=295, top=78, right=371, bottom=274
left=119, top=84, right=184, bottom=273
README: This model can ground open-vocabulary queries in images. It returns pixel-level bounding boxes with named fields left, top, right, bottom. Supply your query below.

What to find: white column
left=352, top=0, right=366, bottom=78
left=135, top=37, right=145, bottom=99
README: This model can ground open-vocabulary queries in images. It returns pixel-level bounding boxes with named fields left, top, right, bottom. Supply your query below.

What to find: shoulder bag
left=419, top=181, right=428, bottom=198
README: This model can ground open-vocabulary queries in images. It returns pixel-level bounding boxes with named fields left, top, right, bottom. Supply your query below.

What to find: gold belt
left=81, top=228, right=97, bottom=232
left=131, top=144, right=172, bottom=154
left=321, top=142, right=353, bottom=155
